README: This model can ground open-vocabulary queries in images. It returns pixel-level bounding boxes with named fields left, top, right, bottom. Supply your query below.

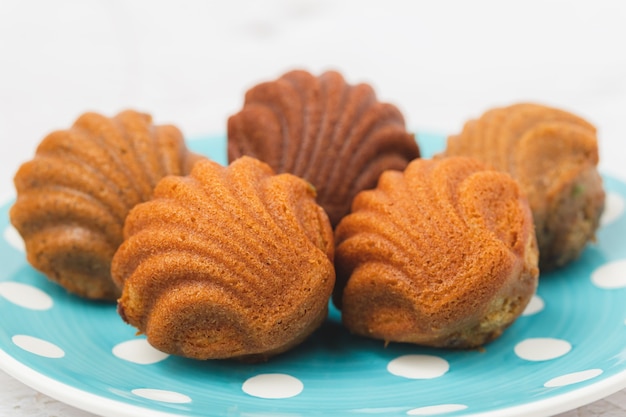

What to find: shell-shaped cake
left=228, top=69, right=420, bottom=226
left=111, top=156, right=335, bottom=361
left=444, top=103, right=605, bottom=270
left=10, top=110, right=202, bottom=301
left=334, top=157, right=539, bottom=348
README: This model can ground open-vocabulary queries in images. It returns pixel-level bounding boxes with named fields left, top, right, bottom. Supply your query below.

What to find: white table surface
left=1, top=1, right=625, bottom=416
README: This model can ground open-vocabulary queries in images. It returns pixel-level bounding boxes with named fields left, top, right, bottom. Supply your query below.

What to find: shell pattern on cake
left=444, top=103, right=605, bottom=270
left=227, top=69, right=420, bottom=226
left=10, top=110, right=202, bottom=301
left=111, top=156, right=335, bottom=361
left=334, top=157, right=539, bottom=348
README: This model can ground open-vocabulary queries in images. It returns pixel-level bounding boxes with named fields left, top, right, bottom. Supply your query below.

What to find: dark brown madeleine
left=228, top=70, right=420, bottom=226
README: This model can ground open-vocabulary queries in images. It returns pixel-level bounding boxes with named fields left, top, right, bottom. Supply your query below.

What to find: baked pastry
left=444, top=103, right=605, bottom=270
left=334, top=157, right=539, bottom=348
left=111, top=156, right=335, bottom=361
left=10, top=110, right=202, bottom=301
left=228, top=69, right=420, bottom=226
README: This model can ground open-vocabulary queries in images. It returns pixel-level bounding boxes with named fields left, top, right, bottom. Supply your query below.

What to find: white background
left=1, top=1, right=625, bottom=416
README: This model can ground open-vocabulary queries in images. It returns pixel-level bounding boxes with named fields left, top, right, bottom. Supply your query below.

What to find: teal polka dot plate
left=1, top=133, right=625, bottom=417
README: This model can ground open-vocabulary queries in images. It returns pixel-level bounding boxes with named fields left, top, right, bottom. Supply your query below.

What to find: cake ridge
left=11, top=110, right=201, bottom=300
left=334, top=157, right=538, bottom=347
left=37, top=128, right=146, bottom=210
left=112, top=156, right=335, bottom=360
left=118, top=157, right=333, bottom=289
left=14, top=154, right=129, bottom=225
left=120, top=251, right=262, bottom=320
left=154, top=125, right=189, bottom=175
left=116, top=224, right=286, bottom=294
left=293, top=71, right=327, bottom=179
left=74, top=112, right=155, bottom=201
left=118, top=194, right=298, bottom=291
left=302, top=71, right=351, bottom=182
left=260, top=175, right=332, bottom=257
left=112, top=112, right=163, bottom=189
left=318, top=82, right=376, bottom=191
left=325, top=104, right=409, bottom=202
left=243, top=80, right=301, bottom=171
left=228, top=69, right=419, bottom=226
left=206, top=158, right=326, bottom=257
left=445, top=103, right=604, bottom=269
left=127, top=168, right=322, bottom=272
left=281, top=70, right=322, bottom=175
left=15, top=188, right=122, bottom=247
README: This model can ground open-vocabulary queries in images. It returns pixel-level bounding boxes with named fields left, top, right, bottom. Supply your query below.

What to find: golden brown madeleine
left=334, top=157, right=539, bottom=348
left=228, top=69, right=420, bottom=226
left=445, top=103, right=605, bottom=270
left=111, top=156, right=335, bottom=361
left=10, top=110, right=202, bottom=301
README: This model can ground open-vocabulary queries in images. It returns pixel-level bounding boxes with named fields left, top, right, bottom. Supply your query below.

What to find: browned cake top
left=446, top=103, right=597, bottom=177
left=10, top=110, right=201, bottom=300
left=112, top=156, right=335, bottom=360
left=228, top=69, right=420, bottom=226
left=334, top=157, right=538, bottom=346
left=445, top=103, right=604, bottom=269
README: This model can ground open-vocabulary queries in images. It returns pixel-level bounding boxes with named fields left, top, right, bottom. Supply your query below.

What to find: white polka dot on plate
left=514, top=338, right=571, bottom=361
left=131, top=388, right=192, bottom=404
left=242, top=373, right=304, bottom=399
left=544, top=369, right=603, bottom=388
left=112, top=339, right=169, bottom=365
left=387, top=355, right=449, bottom=379
left=3, top=225, right=25, bottom=252
left=591, top=260, right=626, bottom=289
left=521, top=294, right=544, bottom=316
left=600, top=192, right=625, bottom=227
left=12, top=334, right=65, bottom=358
left=0, top=282, right=53, bottom=310
left=407, top=404, right=468, bottom=415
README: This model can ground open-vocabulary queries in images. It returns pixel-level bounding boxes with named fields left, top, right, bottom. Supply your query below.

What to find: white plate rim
left=1, top=344, right=626, bottom=417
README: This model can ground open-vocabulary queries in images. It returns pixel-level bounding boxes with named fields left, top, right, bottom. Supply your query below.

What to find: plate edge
left=0, top=348, right=187, bottom=417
